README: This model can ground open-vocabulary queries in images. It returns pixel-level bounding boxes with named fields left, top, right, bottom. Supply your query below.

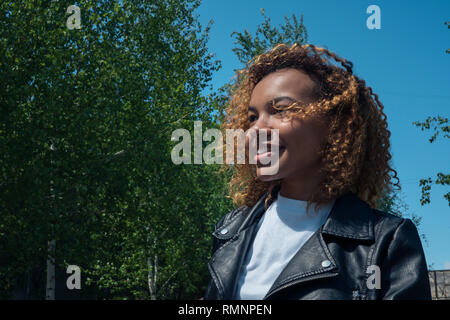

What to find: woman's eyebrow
left=248, top=96, right=297, bottom=111
left=270, top=96, right=297, bottom=105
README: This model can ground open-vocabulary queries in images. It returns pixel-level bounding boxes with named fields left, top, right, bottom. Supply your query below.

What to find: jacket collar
left=321, top=191, right=375, bottom=241
left=208, top=191, right=375, bottom=299
left=215, top=191, right=375, bottom=242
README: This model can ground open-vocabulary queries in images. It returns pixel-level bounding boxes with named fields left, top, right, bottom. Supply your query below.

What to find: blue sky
left=196, top=0, right=450, bottom=270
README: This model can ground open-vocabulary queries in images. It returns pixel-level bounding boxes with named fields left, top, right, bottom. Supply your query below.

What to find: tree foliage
left=413, top=116, right=450, bottom=206
left=231, top=8, right=308, bottom=67
left=445, top=21, right=449, bottom=54
left=217, top=8, right=308, bottom=117
left=0, top=0, right=233, bottom=299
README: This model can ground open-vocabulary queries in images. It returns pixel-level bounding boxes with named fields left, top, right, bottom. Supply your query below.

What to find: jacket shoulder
left=370, top=210, right=430, bottom=299
left=209, top=205, right=249, bottom=255
left=214, top=205, right=248, bottom=231
left=370, top=208, right=424, bottom=253
left=372, top=208, right=403, bottom=225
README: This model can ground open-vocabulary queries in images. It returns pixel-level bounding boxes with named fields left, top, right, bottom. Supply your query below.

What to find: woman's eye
left=248, top=114, right=257, bottom=122
left=273, top=106, right=289, bottom=115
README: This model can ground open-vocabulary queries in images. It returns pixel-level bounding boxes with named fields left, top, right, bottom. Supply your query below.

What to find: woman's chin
left=256, top=166, right=281, bottom=181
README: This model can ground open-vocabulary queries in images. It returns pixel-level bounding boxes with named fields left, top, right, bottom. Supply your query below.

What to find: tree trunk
left=147, top=254, right=157, bottom=300
left=45, top=239, right=56, bottom=300
left=47, top=143, right=56, bottom=300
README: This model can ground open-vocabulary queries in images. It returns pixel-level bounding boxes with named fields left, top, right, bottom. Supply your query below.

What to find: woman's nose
left=253, top=114, right=273, bottom=138
left=254, top=127, right=272, bottom=144
left=252, top=119, right=273, bottom=149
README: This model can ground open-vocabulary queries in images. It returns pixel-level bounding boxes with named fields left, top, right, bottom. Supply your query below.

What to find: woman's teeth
left=256, top=146, right=284, bottom=154
left=257, top=149, right=266, bottom=155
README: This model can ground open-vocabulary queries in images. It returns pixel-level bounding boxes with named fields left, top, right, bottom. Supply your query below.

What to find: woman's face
left=246, top=68, right=329, bottom=182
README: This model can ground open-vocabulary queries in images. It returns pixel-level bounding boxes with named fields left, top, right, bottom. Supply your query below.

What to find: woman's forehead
left=250, top=68, right=318, bottom=105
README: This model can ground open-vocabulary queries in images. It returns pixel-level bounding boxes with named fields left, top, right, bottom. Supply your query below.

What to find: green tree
left=0, top=0, right=232, bottom=299
left=445, top=21, right=449, bottom=54
left=413, top=116, right=450, bottom=206
left=231, top=8, right=308, bottom=67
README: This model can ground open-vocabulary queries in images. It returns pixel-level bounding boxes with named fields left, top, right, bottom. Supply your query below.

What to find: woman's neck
left=279, top=169, right=324, bottom=201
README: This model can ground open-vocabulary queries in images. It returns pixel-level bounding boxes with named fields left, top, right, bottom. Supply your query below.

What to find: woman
left=203, top=43, right=431, bottom=300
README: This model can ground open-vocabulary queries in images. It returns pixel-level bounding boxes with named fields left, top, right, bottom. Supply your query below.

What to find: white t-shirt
left=234, top=192, right=335, bottom=300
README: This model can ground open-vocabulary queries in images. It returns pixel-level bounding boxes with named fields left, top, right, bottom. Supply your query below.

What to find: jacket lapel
left=262, top=228, right=339, bottom=299
left=207, top=194, right=268, bottom=299
left=263, top=192, right=375, bottom=299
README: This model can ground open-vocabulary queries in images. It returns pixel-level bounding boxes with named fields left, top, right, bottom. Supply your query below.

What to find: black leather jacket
left=204, top=192, right=431, bottom=300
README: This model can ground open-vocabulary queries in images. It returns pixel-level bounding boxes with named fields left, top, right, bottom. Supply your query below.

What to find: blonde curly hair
left=220, top=43, right=400, bottom=211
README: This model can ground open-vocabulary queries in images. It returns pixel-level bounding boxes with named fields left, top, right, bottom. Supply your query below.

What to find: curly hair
left=219, top=43, right=400, bottom=212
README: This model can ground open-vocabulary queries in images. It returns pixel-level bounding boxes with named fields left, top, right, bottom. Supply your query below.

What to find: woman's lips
left=255, top=151, right=272, bottom=163
left=254, top=146, right=285, bottom=165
